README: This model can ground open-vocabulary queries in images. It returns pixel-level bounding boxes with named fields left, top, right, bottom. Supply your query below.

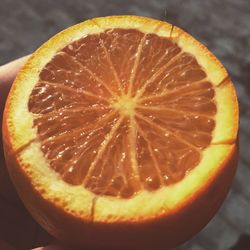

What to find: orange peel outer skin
left=2, top=15, right=239, bottom=250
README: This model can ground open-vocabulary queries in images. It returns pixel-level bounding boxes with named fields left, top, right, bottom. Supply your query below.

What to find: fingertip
left=0, top=55, right=30, bottom=86
left=32, top=243, right=81, bottom=250
left=32, top=244, right=66, bottom=250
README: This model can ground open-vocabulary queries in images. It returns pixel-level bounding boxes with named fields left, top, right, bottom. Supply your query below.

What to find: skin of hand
left=0, top=56, right=72, bottom=250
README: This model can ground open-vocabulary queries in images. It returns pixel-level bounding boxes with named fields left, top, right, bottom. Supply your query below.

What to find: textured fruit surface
left=28, top=28, right=217, bottom=198
left=3, top=16, right=239, bottom=249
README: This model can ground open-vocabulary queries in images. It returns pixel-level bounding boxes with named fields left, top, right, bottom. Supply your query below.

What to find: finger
left=0, top=55, right=30, bottom=117
left=0, top=55, right=30, bottom=86
left=32, top=243, right=79, bottom=250
left=32, top=244, right=65, bottom=250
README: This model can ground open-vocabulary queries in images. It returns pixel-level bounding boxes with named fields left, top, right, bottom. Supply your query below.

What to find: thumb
left=32, top=243, right=82, bottom=250
left=0, top=55, right=30, bottom=86
left=32, top=244, right=67, bottom=250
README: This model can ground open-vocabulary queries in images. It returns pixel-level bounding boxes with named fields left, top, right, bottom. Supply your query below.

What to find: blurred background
left=0, top=0, right=250, bottom=249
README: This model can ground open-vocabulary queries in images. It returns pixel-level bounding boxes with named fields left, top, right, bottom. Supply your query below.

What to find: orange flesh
left=28, top=29, right=216, bottom=198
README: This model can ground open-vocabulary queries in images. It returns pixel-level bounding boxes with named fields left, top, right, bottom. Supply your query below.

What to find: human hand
left=0, top=56, right=70, bottom=250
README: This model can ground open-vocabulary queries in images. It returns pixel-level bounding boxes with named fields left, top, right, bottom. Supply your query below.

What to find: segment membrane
left=28, top=28, right=216, bottom=198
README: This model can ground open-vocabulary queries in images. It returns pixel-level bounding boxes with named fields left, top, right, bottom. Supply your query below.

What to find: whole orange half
left=3, top=16, right=239, bottom=249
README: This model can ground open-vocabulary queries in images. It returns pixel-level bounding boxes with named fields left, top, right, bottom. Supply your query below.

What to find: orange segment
left=100, top=29, right=144, bottom=93
left=3, top=16, right=239, bottom=249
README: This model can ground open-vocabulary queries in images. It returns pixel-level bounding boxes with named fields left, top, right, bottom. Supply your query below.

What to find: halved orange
left=3, top=16, right=239, bottom=249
